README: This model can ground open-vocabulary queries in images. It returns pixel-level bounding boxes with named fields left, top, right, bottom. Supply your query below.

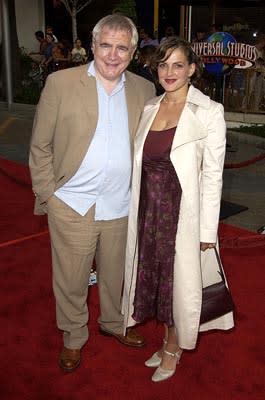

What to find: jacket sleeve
left=200, top=103, right=226, bottom=243
left=29, top=74, right=58, bottom=204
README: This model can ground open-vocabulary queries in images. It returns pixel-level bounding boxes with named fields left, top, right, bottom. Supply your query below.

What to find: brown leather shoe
left=59, top=347, right=81, bottom=372
left=99, top=328, right=146, bottom=348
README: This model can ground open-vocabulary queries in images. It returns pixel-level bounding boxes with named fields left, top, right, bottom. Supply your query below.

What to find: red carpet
left=0, top=158, right=48, bottom=244
left=0, top=158, right=264, bottom=400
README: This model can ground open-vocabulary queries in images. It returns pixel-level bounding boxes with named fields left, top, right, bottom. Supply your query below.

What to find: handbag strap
left=213, top=247, right=226, bottom=282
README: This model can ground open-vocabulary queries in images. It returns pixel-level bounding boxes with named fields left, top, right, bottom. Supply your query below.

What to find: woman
left=122, top=38, right=234, bottom=383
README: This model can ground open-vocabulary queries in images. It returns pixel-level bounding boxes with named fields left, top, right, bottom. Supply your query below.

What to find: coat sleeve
left=29, top=74, right=59, bottom=204
left=200, top=103, right=226, bottom=243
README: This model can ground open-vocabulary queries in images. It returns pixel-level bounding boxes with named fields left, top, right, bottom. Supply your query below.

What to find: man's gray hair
left=92, top=14, right=138, bottom=49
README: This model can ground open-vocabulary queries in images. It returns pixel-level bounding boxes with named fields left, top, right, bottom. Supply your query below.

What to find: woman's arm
left=200, top=102, right=226, bottom=245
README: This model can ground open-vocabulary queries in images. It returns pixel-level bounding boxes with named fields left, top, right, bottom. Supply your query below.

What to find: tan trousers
left=47, top=195, right=128, bottom=349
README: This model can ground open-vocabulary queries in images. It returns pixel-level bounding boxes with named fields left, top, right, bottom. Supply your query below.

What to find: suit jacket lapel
left=124, top=73, right=141, bottom=140
left=79, top=66, right=98, bottom=129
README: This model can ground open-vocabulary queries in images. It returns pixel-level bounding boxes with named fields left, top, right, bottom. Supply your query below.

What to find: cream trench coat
left=122, top=85, right=234, bottom=350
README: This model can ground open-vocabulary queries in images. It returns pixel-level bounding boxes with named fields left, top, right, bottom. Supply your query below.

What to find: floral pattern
left=132, top=127, right=182, bottom=326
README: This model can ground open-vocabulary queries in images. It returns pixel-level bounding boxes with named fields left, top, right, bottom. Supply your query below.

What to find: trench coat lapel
left=171, top=84, right=211, bottom=148
left=135, top=94, right=208, bottom=164
left=171, top=105, right=208, bottom=149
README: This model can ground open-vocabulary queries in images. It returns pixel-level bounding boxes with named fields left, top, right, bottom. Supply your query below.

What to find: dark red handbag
left=200, top=248, right=234, bottom=324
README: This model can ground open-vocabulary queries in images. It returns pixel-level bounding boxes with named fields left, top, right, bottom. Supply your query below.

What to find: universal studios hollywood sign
left=192, top=32, right=257, bottom=75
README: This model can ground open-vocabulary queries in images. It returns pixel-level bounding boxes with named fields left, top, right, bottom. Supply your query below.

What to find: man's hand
left=40, top=195, right=53, bottom=205
left=200, top=242, right=216, bottom=251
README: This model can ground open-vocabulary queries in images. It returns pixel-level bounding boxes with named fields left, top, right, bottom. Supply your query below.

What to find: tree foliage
left=113, top=0, right=137, bottom=22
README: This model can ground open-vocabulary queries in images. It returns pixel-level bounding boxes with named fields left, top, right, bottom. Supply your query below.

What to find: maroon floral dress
left=132, top=127, right=182, bottom=327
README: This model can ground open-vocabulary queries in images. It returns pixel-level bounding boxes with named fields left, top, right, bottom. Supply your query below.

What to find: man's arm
left=29, top=74, right=59, bottom=203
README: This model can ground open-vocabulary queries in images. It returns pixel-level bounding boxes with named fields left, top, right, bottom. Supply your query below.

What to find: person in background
left=242, top=33, right=265, bottom=111
left=29, top=31, right=47, bottom=64
left=139, top=28, right=159, bottom=48
left=46, top=25, right=58, bottom=43
left=85, top=29, right=94, bottom=61
left=208, top=23, right=224, bottom=103
left=136, top=45, right=164, bottom=95
left=209, top=23, right=223, bottom=35
left=29, top=14, right=155, bottom=373
left=122, top=37, right=234, bottom=383
left=40, top=33, right=55, bottom=76
left=52, top=40, right=71, bottom=70
left=71, top=38, right=87, bottom=66
left=192, top=26, right=208, bottom=43
left=160, top=25, right=176, bottom=43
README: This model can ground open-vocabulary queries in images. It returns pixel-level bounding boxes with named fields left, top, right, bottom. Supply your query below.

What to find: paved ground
left=0, top=101, right=264, bottom=233
left=222, top=132, right=265, bottom=232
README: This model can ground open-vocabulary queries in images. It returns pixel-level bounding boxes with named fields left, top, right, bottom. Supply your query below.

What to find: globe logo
left=204, top=32, right=237, bottom=76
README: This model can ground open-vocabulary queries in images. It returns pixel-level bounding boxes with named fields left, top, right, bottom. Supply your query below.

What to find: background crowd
left=27, top=21, right=265, bottom=112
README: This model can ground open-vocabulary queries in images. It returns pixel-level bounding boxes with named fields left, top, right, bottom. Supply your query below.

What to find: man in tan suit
left=29, top=14, right=155, bottom=372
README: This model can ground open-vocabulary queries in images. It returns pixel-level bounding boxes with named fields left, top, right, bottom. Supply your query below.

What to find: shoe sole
left=99, top=328, right=146, bottom=348
left=145, top=361, right=161, bottom=367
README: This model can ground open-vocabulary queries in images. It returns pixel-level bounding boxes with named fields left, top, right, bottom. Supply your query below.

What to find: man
left=136, top=45, right=164, bottom=95
left=29, top=31, right=47, bottom=64
left=139, top=28, right=159, bottom=48
left=29, top=14, right=155, bottom=372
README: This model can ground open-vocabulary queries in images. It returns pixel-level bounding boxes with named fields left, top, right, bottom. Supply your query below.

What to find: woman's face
left=158, top=48, right=195, bottom=93
left=46, top=34, right=53, bottom=43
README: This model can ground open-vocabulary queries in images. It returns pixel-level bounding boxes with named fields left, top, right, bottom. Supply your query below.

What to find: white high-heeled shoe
left=145, top=351, right=162, bottom=367
left=145, top=339, right=167, bottom=367
left=151, top=349, right=182, bottom=383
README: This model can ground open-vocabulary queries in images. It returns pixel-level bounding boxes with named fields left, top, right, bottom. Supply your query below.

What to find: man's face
left=92, top=26, right=135, bottom=83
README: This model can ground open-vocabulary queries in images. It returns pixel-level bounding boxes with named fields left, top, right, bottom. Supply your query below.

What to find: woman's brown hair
left=150, top=37, right=203, bottom=87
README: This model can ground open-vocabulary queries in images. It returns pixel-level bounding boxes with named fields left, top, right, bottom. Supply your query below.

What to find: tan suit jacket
left=29, top=64, right=155, bottom=214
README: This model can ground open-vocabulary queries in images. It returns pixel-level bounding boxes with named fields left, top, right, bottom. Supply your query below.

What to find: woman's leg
left=151, top=325, right=182, bottom=382
left=160, top=325, right=182, bottom=370
left=157, top=324, right=169, bottom=355
left=145, top=323, right=168, bottom=366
